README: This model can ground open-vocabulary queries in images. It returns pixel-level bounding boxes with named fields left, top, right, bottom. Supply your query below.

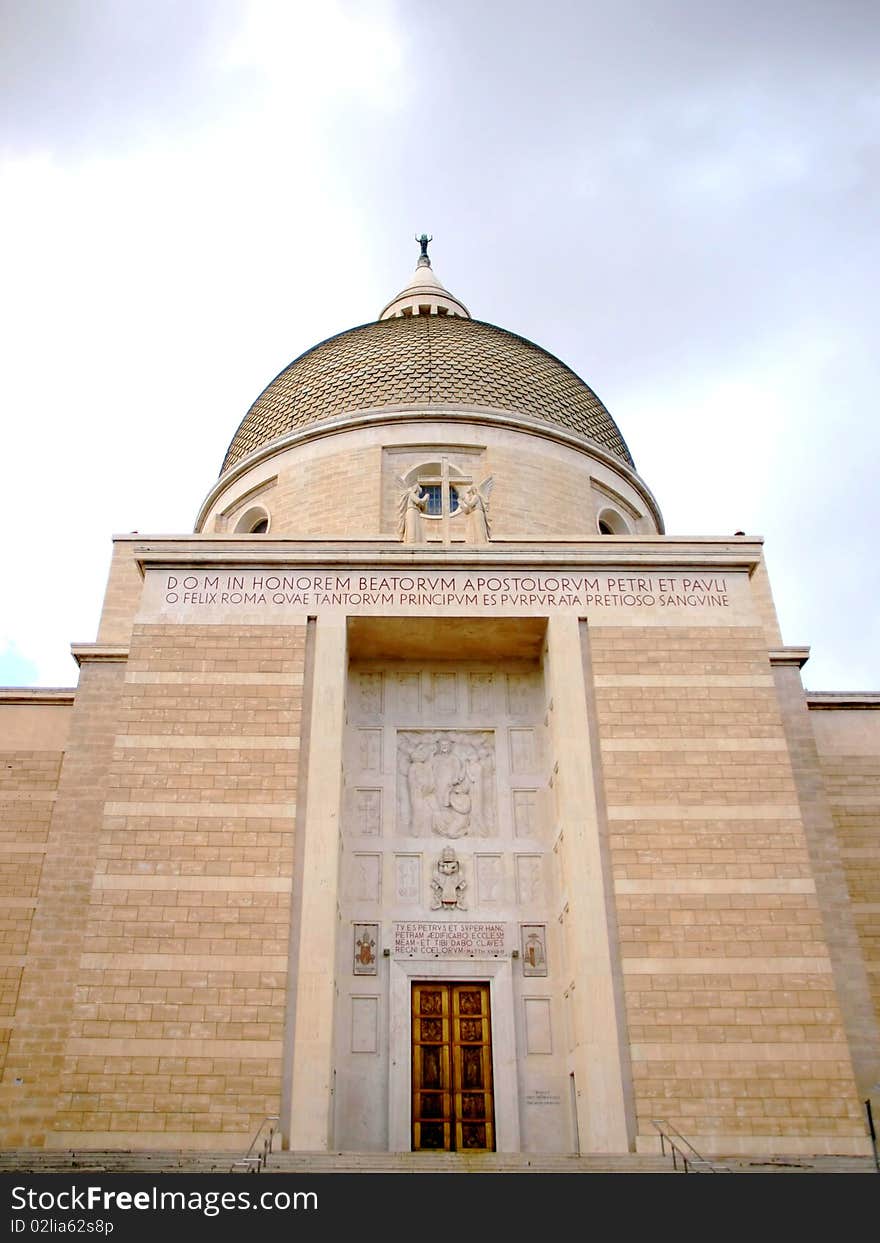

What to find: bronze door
left=411, top=982, right=495, bottom=1152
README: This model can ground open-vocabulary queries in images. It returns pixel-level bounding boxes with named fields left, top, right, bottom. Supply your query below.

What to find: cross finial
left=415, top=232, right=433, bottom=267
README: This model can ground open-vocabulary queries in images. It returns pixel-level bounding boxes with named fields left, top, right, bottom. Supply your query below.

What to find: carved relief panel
left=515, top=854, right=545, bottom=905
left=396, top=672, right=421, bottom=717
left=430, top=672, right=457, bottom=715
left=475, top=854, right=503, bottom=905
left=512, top=789, right=539, bottom=838
left=357, top=729, right=383, bottom=774
left=356, top=672, right=384, bottom=718
left=349, top=853, right=382, bottom=903
left=397, top=730, right=496, bottom=838
left=351, top=788, right=382, bottom=836
left=430, top=846, right=468, bottom=910
left=468, top=672, right=495, bottom=716
left=507, top=673, right=534, bottom=718
left=336, top=659, right=564, bottom=1154
left=394, top=854, right=421, bottom=903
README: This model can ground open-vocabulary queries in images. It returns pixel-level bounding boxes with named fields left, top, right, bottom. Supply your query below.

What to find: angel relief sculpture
left=396, top=474, right=494, bottom=544
left=397, top=480, right=429, bottom=543
left=398, top=731, right=495, bottom=838
left=459, top=476, right=494, bottom=543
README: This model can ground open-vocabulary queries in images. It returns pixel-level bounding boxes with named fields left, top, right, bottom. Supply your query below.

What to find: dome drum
left=199, top=252, right=663, bottom=539
left=200, top=415, right=661, bottom=540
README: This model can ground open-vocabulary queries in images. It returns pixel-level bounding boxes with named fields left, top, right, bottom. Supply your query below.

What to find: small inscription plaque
left=525, top=1090, right=561, bottom=1107
left=393, top=920, right=505, bottom=958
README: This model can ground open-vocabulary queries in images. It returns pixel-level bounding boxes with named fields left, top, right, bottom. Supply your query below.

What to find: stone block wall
left=484, top=444, right=599, bottom=539
left=0, top=665, right=124, bottom=1147
left=588, top=625, right=866, bottom=1154
left=810, top=703, right=880, bottom=1044
left=272, top=446, right=381, bottom=537
left=0, top=750, right=64, bottom=1083
left=0, top=624, right=306, bottom=1150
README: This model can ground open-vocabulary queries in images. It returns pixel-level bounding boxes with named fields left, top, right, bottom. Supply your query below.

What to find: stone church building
left=1, top=245, right=877, bottom=1159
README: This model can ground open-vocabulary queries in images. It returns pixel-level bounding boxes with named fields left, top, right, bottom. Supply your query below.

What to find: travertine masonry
left=199, top=421, right=659, bottom=541
left=273, top=445, right=381, bottom=538
left=0, top=662, right=125, bottom=1147
left=24, top=624, right=304, bottom=1150
left=0, top=751, right=63, bottom=1079
left=809, top=702, right=880, bottom=1077
left=590, top=626, right=866, bottom=1153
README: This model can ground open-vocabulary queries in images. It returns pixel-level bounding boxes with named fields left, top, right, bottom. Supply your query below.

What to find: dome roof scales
left=220, top=249, right=635, bottom=475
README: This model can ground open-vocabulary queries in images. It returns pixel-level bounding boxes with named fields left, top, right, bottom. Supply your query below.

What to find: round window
left=597, top=507, right=630, bottom=535
left=234, top=506, right=271, bottom=534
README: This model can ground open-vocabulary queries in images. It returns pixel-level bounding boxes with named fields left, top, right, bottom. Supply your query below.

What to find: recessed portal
left=411, top=982, right=495, bottom=1152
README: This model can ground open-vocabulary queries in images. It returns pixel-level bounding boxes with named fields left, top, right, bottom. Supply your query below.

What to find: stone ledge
left=807, top=692, right=880, bottom=709
left=71, top=644, right=129, bottom=666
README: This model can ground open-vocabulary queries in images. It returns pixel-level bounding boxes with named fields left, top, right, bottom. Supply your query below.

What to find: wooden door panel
left=412, top=982, right=494, bottom=1151
left=452, top=984, right=494, bottom=1151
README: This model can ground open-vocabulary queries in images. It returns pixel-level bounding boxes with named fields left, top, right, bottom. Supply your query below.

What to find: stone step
left=716, top=1155, right=877, bottom=1174
left=0, top=1148, right=875, bottom=1175
left=0, top=1151, right=236, bottom=1175
left=265, top=1151, right=675, bottom=1174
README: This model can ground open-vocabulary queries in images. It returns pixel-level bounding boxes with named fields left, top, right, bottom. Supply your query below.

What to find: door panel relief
left=411, top=982, right=495, bottom=1152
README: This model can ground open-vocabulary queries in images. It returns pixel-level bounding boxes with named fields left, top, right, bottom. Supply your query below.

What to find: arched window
left=234, top=505, right=271, bottom=534
left=597, top=507, right=630, bottom=535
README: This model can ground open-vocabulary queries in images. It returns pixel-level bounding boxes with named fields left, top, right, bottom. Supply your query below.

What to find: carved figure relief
left=431, top=847, right=468, bottom=911
left=459, top=477, right=494, bottom=543
left=397, top=481, right=429, bottom=543
left=398, top=731, right=495, bottom=838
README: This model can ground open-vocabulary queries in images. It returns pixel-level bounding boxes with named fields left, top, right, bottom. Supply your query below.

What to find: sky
left=1, top=0, right=877, bottom=691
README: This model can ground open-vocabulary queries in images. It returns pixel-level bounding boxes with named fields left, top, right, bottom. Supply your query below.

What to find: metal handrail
left=230, top=1115, right=280, bottom=1174
left=866, top=1099, right=880, bottom=1174
left=651, top=1119, right=728, bottom=1173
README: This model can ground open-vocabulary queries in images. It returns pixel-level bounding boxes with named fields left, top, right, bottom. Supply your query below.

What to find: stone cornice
left=768, top=647, right=811, bottom=668
left=806, top=692, right=880, bottom=709
left=0, top=688, right=76, bottom=705
left=71, top=644, right=130, bottom=667
left=125, top=536, right=765, bottom=576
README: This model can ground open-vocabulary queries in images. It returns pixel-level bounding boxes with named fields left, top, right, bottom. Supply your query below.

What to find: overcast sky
left=1, top=0, right=877, bottom=691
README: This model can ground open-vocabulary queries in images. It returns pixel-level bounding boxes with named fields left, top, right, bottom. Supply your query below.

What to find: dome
left=221, top=313, right=634, bottom=475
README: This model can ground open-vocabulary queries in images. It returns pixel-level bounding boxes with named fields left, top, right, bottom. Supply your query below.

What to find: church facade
left=1, top=247, right=877, bottom=1158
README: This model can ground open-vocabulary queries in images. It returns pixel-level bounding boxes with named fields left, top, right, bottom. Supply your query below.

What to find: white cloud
left=0, top=2, right=877, bottom=691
